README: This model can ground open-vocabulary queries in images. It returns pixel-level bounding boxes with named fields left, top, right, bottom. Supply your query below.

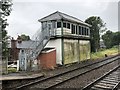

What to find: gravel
left=40, top=56, right=114, bottom=77
left=29, top=56, right=119, bottom=89
left=54, top=59, right=119, bottom=89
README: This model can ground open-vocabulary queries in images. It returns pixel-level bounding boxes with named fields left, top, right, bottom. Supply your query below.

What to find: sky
left=7, top=0, right=119, bottom=39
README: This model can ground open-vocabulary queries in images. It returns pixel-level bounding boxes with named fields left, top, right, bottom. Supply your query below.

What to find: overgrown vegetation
left=91, top=46, right=118, bottom=60
left=8, top=67, right=17, bottom=73
left=102, top=31, right=120, bottom=49
left=18, top=34, right=31, bottom=41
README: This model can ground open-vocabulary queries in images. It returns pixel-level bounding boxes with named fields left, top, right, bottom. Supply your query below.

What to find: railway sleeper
left=91, top=86, right=105, bottom=90
left=104, top=77, right=119, bottom=81
left=96, top=83, right=116, bottom=87
left=103, top=79, right=119, bottom=82
left=100, top=80, right=118, bottom=85
left=94, top=84, right=112, bottom=89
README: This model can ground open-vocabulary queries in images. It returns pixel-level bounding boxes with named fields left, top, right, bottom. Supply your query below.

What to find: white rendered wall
left=45, top=39, right=62, bottom=65
left=56, top=28, right=61, bottom=35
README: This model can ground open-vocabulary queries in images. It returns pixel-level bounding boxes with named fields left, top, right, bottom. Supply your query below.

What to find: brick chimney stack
left=17, top=35, right=22, bottom=44
left=11, top=37, right=18, bottom=61
left=11, top=37, right=16, bottom=48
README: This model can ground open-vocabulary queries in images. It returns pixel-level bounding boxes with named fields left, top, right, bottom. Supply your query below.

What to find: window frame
left=63, top=22, right=66, bottom=28
left=67, top=23, right=70, bottom=29
left=71, top=24, right=75, bottom=34
left=76, top=25, right=78, bottom=34
left=79, top=25, right=82, bottom=35
left=57, top=22, right=61, bottom=28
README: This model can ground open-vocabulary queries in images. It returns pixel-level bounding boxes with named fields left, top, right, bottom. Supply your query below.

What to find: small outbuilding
left=37, top=48, right=56, bottom=69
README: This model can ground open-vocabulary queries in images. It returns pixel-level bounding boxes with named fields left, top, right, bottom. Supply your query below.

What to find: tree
left=102, top=31, right=120, bottom=49
left=0, top=0, right=12, bottom=59
left=102, top=30, right=114, bottom=49
left=112, top=32, right=120, bottom=46
left=18, top=34, right=31, bottom=41
left=0, top=0, right=12, bottom=74
left=85, top=16, right=106, bottom=52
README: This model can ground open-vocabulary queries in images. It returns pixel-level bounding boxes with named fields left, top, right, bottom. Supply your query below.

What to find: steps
left=27, top=28, right=51, bottom=61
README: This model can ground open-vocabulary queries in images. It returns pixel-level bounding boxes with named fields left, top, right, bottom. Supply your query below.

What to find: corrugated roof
left=38, top=11, right=91, bottom=27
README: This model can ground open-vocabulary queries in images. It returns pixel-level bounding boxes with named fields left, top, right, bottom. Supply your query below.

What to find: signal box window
left=63, top=22, right=66, bottom=28
left=79, top=26, right=82, bottom=35
left=67, top=23, right=70, bottom=29
left=71, top=24, right=75, bottom=34
left=57, top=22, right=61, bottom=28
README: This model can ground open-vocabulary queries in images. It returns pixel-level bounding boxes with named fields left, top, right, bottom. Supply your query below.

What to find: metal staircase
left=27, top=27, right=51, bottom=61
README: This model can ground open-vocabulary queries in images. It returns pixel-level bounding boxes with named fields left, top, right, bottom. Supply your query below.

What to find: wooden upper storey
left=38, top=11, right=91, bottom=38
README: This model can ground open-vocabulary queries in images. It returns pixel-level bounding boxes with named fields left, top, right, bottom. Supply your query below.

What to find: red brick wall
left=11, top=40, right=18, bottom=61
left=38, top=49, right=56, bottom=69
left=10, top=39, right=20, bottom=61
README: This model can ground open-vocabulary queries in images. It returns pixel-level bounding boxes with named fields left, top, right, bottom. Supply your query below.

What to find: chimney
left=17, top=35, right=22, bottom=44
left=11, top=37, right=16, bottom=48
left=11, top=37, right=18, bottom=61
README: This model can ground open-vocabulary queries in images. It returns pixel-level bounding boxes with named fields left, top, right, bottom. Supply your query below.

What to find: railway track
left=11, top=55, right=119, bottom=90
left=82, top=64, right=120, bottom=90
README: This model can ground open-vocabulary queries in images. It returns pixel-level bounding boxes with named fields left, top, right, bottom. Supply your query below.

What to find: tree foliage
left=102, top=31, right=120, bottom=49
left=102, top=30, right=114, bottom=49
left=85, top=16, right=106, bottom=52
left=0, top=0, right=12, bottom=59
left=19, top=34, right=31, bottom=41
left=112, top=32, right=120, bottom=46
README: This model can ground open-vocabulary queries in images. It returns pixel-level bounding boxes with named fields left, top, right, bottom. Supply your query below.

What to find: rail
left=13, top=55, right=119, bottom=90
left=82, top=64, right=120, bottom=90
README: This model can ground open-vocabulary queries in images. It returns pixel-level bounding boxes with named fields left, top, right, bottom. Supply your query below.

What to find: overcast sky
left=7, top=0, right=119, bottom=39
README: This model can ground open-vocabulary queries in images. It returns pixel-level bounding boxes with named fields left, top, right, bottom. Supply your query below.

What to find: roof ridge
left=56, top=11, right=64, bottom=20
left=38, top=11, right=91, bottom=27
left=58, top=11, right=84, bottom=22
left=38, top=11, right=61, bottom=22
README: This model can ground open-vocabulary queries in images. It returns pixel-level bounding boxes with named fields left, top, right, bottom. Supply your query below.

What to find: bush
left=8, top=67, right=17, bottom=73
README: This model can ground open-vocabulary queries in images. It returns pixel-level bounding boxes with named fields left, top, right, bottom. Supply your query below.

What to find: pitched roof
left=8, top=40, right=36, bottom=49
left=17, top=41, right=36, bottom=49
left=38, top=11, right=91, bottom=27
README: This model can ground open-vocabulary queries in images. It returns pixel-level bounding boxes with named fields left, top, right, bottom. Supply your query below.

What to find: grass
left=91, top=47, right=118, bottom=60
left=8, top=67, right=17, bottom=73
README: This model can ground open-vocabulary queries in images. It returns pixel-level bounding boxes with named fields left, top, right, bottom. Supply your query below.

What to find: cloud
left=118, top=1, right=120, bottom=32
left=13, top=0, right=119, bottom=2
left=101, top=2, right=118, bottom=31
left=7, top=1, right=118, bottom=38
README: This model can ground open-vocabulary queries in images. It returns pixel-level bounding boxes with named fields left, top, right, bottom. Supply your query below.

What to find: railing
left=27, top=28, right=51, bottom=61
